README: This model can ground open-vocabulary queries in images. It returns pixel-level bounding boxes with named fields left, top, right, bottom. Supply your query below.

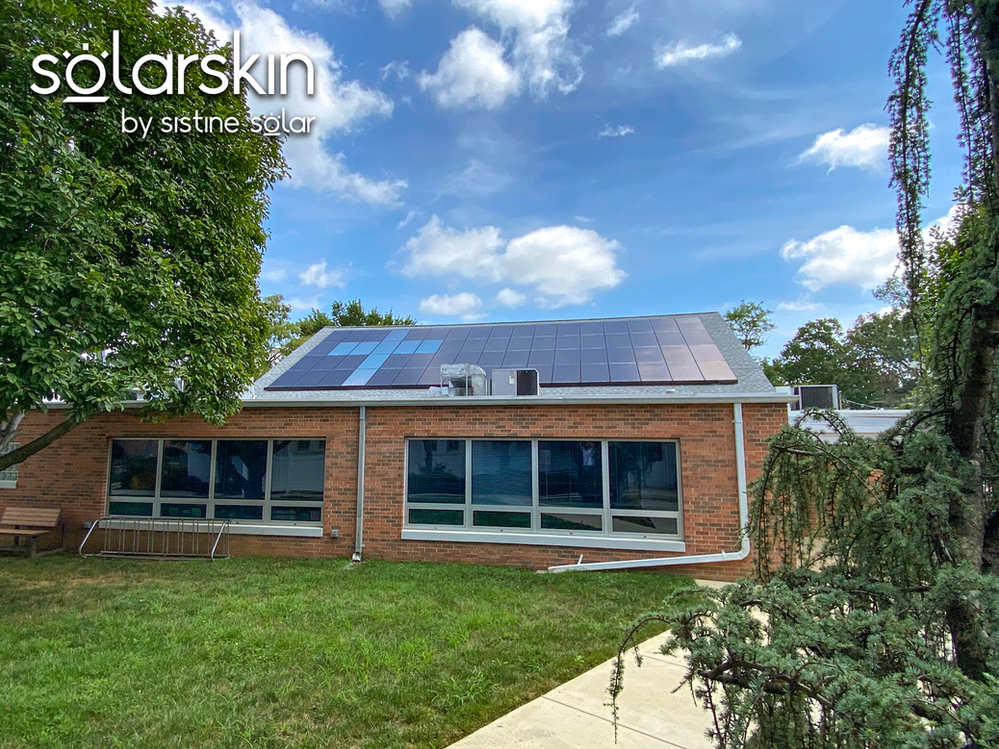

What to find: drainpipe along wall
left=353, top=406, right=366, bottom=560
left=546, top=402, right=751, bottom=573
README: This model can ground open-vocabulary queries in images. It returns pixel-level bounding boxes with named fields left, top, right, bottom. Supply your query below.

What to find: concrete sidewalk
left=448, top=632, right=713, bottom=749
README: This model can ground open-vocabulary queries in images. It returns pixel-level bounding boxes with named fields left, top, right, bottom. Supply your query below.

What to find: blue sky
left=170, top=0, right=965, bottom=359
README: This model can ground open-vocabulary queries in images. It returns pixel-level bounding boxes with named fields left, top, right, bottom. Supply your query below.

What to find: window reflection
left=160, top=440, right=211, bottom=498
left=407, top=440, right=465, bottom=504
left=472, top=441, right=531, bottom=506
left=214, top=441, right=268, bottom=500
left=271, top=440, right=325, bottom=502
left=109, top=440, right=158, bottom=496
left=538, top=441, right=602, bottom=508
left=609, top=442, right=678, bottom=512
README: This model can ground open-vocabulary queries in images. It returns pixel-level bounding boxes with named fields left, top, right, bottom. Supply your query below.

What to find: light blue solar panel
left=417, top=339, right=443, bottom=354
left=394, top=340, right=420, bottom=355
left=384, top=329, right=410, bottom=342
left=374, top=341, right=398, bottom=355
left=359, top=353, right=390, bottom=369
left=341, top=369, right=375, bottom=387
left=351, top=341, right=378, bottom=356
left=330, top=342, right=357, bottom=356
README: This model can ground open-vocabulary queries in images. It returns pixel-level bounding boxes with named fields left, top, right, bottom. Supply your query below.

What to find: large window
left=405, top=439, right=682, bottom=539
left=106, top=438, right=326, bottom=524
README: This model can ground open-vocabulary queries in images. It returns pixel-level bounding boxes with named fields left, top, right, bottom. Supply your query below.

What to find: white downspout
left=547, top=403, right=751, bottom=573
left=353, top=405, right=366, bottom=561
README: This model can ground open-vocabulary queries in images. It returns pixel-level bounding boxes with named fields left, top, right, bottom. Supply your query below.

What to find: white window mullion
left=531, top=439, right=540, bottom=532
left=153, top=440, right=164, bottom=517
left=601, top=441, right=611, bottom=535
left=207, top=440, right=218, bottom=520
left=263, top=440, right=274, bottom=524
left=464, top=439, right=473, bottom=529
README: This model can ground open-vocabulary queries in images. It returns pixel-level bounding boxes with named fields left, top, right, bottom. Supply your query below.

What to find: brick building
left=1, top=312, right=791, bottom=581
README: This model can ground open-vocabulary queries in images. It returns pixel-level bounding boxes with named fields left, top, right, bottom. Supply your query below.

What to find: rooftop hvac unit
left=491, top=368, right=540, bottom=396
left=792, top=384, right=839, bottom=411
left=440, top=363, right=489, bottom=396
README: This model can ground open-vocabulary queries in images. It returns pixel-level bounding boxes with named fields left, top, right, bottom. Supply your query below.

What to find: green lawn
left=0, top=557, right=681, bottom=749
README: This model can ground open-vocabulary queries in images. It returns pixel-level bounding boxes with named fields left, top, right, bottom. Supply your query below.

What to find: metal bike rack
left=79, top=516, right=230, bottom=560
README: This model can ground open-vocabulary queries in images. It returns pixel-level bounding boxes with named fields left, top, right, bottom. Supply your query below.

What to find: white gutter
left=546, top=402, right=751, bottom=573
left=353, top=405, right=366, bottom=559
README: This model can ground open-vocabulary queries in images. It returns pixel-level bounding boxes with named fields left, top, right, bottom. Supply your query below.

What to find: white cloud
left=599, top=123, right=635, bottom=138
left=776, top=298, right=821, bottom=312
left=419, top=292, right=483, bottom=318
left=798, top=124, right=890, bottom=172
left=574, top=215, right=594, bottom=223
left=607, top=5, right=639, bottom=36
left=456, top=0, right=583, bottom=100
left=379, top=0, right=414, bottom=18
left=419, top=0, right=581, bottom=110
left=287, top=296, right=323, bottom=314
left=261, top=267, right=288, bottom=282
left=655, top=34, right=741, bottom=68
left=496, top=288, right=527, bottom=307
left=402, top=215, right=506, bottom=280
left=160, top=1, right=405, bottom=205
left=397, top=210, right=423, bottom=229
left=379, top=59, right=411, bottom=81
left=504, top=226, right=625, bottom=306
left=400, top=217, right=626, bottom=307
left=299, top=260, right=347, bottom=289
left=781, top=225, right=898, bottom=292
left=445, top=158, right=514, bottom=195
left=418, top=27, right=521, bottom=110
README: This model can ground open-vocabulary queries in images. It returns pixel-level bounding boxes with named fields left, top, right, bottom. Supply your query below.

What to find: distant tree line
left=262, top=296, right=416, bottom=371
left=725, top=301, right=918, bottom=409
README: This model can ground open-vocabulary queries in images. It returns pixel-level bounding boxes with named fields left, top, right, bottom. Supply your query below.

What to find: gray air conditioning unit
left=491, top=368, right=540, bottom=396
left=792, top=384, right=839, bottom=411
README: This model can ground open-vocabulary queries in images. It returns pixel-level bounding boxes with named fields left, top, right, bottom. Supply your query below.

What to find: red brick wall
left=0, top=401, right=786, bottom=582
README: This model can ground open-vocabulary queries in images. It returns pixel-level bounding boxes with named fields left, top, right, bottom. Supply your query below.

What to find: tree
left=842, top=309, right=918, bottom=407
left=261, top=295, right=295, bottom=371
left=769, top=313, right=918, bottom=408
left=0, top=0, right=286, bottom=469
left=329, top=299, right=416, bottom=328
left=769, top=319, right=846, bottom=389
left=613, top=2, right=999, bottom=744
left=725, top=301, right=776, bottom=351
left=279, top=299, right=417, bottom=358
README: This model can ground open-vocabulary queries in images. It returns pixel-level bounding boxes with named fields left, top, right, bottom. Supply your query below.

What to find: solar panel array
left=266, top=315, right=737, bottom=390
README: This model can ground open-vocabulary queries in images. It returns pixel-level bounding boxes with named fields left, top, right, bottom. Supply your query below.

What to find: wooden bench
left=0, top=507, right=64, bottom=557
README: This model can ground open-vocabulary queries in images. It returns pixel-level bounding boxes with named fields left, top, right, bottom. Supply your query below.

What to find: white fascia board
left=45, top=392, right=797, bottom=411
left=240, top=393, right=799, bottom=408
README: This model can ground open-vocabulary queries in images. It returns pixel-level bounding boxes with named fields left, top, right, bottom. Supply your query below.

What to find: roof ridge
left=316, top=311, right=724, bottom=332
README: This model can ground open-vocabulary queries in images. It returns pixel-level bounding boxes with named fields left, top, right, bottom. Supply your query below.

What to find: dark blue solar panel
left=318, top=369, right=352, bottom=387
left=581, top=363, right=610, bottom=381
left=554, top=349, right=580, bottom=365
left=502, top=351, right=530, bottom=368
left=265, top=316, right=737, bottom=390
left=393, top=368, right=425, bottom=386
left=581, top=348, right=608, bottom=364
left=335, top=355, right=368, bottom=370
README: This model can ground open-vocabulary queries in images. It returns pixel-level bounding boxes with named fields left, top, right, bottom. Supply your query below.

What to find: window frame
left=104, top=438, right=325, bottom=526
left=403, top=437, right=683, bottom=543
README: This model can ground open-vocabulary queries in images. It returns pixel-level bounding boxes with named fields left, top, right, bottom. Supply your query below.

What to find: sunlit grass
left=0, top=556, right=679, bottom=749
